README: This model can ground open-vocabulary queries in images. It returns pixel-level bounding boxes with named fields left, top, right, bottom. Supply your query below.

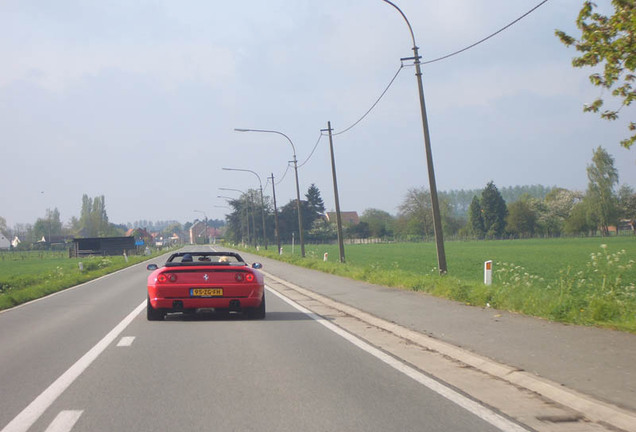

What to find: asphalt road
left=0, top=254, right=511, bottom=432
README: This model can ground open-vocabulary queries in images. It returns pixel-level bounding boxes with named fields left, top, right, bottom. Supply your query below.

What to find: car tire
left=247, top=294, right=266, bottom=320
left=147, top=296, right=165, bottom=321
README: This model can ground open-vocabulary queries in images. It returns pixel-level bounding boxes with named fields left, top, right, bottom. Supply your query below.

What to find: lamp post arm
left=222, top=167, right=262, bottom=188
left=381, top=0, right=417, bottom=48
left=234, top=128, right=297, bottom=157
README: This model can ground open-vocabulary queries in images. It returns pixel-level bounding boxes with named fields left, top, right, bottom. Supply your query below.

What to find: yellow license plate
left=190, top=288, right=223, bottom=297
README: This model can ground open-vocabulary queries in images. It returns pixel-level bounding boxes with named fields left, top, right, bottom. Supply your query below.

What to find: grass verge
left=237, top=238, right=636, bottom=333
left=0, top=250, right=171, bottom=311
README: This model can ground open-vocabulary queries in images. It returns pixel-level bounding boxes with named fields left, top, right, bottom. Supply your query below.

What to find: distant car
left=146, top=251, right=265, bottom=320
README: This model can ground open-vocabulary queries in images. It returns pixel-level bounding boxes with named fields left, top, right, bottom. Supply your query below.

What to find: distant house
left=325, top=211, right=360, bottom=226
left=125, top=228, right=153, bottom=246
left=0, top=233, right=10, bottom=250
left=190, top=221, right=206, bottom=244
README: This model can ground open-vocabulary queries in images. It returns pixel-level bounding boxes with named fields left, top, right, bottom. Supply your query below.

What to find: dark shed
left=71, top=237, right=136, bottom=257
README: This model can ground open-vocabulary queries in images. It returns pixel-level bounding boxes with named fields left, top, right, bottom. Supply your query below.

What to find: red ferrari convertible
left=146, top=251, right=265, bottom=320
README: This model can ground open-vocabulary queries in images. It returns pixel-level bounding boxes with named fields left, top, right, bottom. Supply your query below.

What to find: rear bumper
left=148, top=286, right=264, bottom=311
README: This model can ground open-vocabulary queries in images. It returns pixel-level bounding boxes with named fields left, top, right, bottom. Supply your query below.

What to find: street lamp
left=218, top=195, right=247, bottom=245
left=234, top=128, right=305, bottom=258
left=223, top=167, right=267, bottom=250
left=219, top=187, right=257, bottom=247
left=193, top=210, right=208, bottom=244
left=381, top=0, right=447, bottom=274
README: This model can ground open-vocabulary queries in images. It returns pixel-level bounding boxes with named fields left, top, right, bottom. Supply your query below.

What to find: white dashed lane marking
left=0, top=300, right=146, bottom=432
left=116, top=336, right=135, bottom=347
left=44, top=411, right=83, bottom=432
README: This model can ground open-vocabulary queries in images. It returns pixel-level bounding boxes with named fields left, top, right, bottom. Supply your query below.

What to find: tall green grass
left=243, top=237, right=636, bottom=332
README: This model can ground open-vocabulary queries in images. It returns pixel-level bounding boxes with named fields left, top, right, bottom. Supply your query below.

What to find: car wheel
left=147, top=296, right=165, bottom=321
left=247, top=294, right=266, bottom=320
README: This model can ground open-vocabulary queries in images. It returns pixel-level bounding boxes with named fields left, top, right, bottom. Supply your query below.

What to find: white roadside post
left=484, top=260, right=493, bottom=285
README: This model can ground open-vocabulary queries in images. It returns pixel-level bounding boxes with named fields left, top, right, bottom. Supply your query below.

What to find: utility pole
left=270, top=173, right=281, bottom=254
left=382, top=0, right=447, bottom=274
left=323, top=122, right=346, bottom=263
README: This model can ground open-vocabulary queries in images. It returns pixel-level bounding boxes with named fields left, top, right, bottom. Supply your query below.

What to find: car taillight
left=234, top=272, right=254, bottom=283
left=157, top=273, right=177, bottom=283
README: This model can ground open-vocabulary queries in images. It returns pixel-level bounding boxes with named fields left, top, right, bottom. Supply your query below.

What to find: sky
left=1, top=0, right=635, bottom=228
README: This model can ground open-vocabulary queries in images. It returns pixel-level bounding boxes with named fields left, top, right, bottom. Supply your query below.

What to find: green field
left=2, top=239, right=634, bottom=332
left=0, top=250, right=163, bottom=310
left=247, top=237, right=636, bottom=332
left=297, top=237, right=634, bottom=282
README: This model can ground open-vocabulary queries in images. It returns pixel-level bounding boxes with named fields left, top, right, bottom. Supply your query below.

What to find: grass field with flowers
left=246, top=237, right=636, bottom=332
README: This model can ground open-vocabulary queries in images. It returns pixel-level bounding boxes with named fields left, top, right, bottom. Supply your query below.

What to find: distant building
left=325, top=211, right=360, bottom=226
left=0, top=233, right=10, bottom=250
left=188, top=222, right=222, bottom=245
left=70, top=237, right=136, bottom=257
left=190, top=221, right=205, bottom=244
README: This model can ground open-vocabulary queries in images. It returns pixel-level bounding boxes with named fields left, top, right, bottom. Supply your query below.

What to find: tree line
left=1, top=147, right=634, bottom=249
left=223, top=146, right=635, bottom=244
left=365, top=147, right=634, bottom=240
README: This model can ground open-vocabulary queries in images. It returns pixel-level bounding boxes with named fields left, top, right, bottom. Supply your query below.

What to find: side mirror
left=147, top=264, right=158, bottom=271
left=252, top=263, right=263, bottom=269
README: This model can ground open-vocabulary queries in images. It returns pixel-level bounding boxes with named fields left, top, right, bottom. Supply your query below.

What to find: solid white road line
left=266, top=286, right=529, bottom=432
left=1, top=300, right=146, bottom=432
left=116, top=336, right=136, bottom=347
left=43, top=411, right=83, bottom=432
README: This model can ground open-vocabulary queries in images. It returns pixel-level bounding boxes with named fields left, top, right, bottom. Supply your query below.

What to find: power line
left=422, top=0, right=550, bottom=65
left=295, top=0, right=550, bottom=169
left=333, top=64, right=405, bottom=136
left=298, top=132, right=325, bottom=168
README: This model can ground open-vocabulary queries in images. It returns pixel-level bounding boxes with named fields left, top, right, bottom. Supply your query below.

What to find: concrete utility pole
left=382, top=0, right=447, bottom=274
left=323, top=122, right=345, bottom=263
left=269, top=173, right=281, bottom=254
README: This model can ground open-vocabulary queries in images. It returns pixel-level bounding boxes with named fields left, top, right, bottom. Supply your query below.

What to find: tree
left=274, top=198, right=311, bottom=242
left=481, top=182, right=508, bottom=238
left=307, top=218, right=337, bottom=242
left=0, top=216, right=7, bottom=237
left=564, top=201, right=594, bottom=235
left=505, top=198, right=538, bottom=238
left=396, top=188, right=434, bottom=239
left=33, top=208, right=63, bottom=241
left=586, top=146, right=619, bottom=235
left=346, top=221, right=371, bottom=239
left=540, top=188, right=582, bottom=236
left=76, top=195, right=116, bottom=237
left=305, top=183, right=325, bottom=217
left=360, top=208, right=395, bottom=238
left=617, top=184, right=636, bottom=220
left=556, top=1, right=636, bottom=149
left=468, top=196, right=485, bottom=239
left=224, top=193, right=260, bottom=245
